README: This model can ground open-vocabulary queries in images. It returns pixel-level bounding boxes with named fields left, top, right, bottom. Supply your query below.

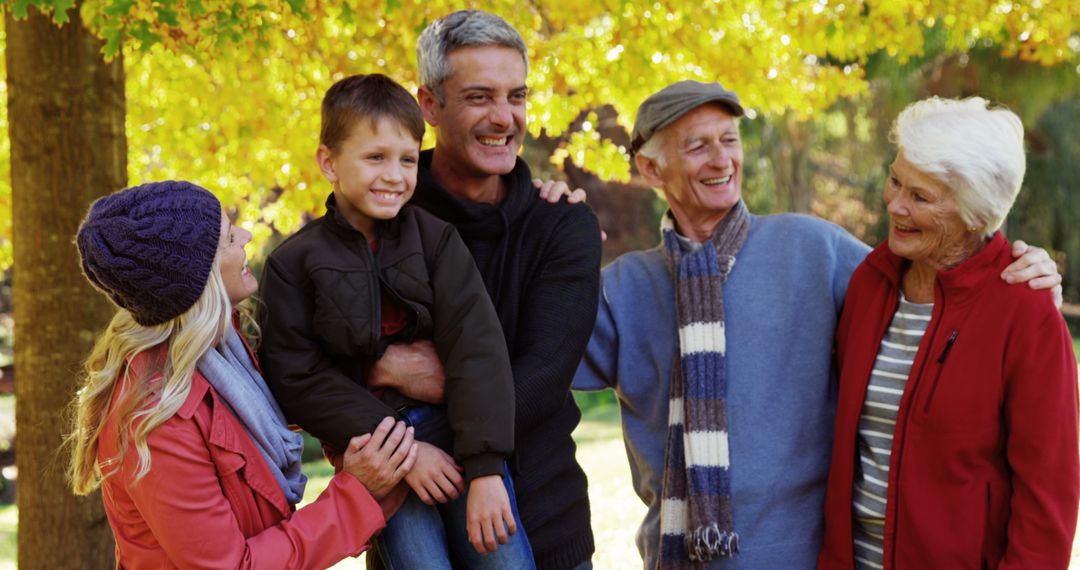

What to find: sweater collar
left=412, top=148, right=535, bottom=239
left=865, top=230, right=1009, bottom=303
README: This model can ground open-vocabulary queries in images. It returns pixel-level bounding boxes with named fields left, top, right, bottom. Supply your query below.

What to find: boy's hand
left=466, top=474, right=516, bottom=554
left=403, top=441, right=464, bottom=505
left=342, top=417, right=417, bottom=500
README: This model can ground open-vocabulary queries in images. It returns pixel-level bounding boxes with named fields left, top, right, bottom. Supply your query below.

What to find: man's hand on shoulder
left=1004, top=240, right=1063, bottom=308
left=368, top=341, right=446, bottom=404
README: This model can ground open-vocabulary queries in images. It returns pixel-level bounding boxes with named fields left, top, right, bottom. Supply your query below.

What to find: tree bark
left=6, top=3, right=125, bottom=567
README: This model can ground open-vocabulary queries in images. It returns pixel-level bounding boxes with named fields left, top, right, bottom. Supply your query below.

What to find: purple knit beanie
left=75, top=180, right=223, bottom=326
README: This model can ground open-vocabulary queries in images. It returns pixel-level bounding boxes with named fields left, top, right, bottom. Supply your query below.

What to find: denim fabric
left=376, top=406, right=534, bottom=569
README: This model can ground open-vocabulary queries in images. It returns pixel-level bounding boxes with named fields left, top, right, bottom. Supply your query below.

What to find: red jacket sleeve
left=119, top=412, right=385, bottom=569
left=999, top=306, right=1079, bottom=569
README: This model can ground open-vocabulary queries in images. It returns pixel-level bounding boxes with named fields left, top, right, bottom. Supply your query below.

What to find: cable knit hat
left=76, top=181, right=223, bottom=326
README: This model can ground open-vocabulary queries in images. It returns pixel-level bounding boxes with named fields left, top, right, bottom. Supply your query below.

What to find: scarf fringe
left=686, top=525, right=740, bottom=562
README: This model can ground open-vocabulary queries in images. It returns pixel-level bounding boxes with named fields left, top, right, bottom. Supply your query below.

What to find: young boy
left=258, top=74, right=533, bottom=568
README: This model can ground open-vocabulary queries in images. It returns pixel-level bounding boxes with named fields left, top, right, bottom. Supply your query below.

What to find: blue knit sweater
left=574, top=213, right=869, bottom=569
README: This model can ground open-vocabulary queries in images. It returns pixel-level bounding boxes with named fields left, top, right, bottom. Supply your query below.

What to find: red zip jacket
left=99, top=339, right=386, bottom=569
left=820, top=232, right=1079, bottom=569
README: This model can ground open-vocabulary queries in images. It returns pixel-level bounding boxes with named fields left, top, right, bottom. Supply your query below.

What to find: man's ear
left=635, top=152, right=665, bottom=188
left=315, top=145, right=337, bottom=182
left=417, top=86, right=441, bottom=127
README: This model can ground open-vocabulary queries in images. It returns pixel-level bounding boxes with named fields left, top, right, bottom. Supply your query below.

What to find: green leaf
left=51, top=0, right=75, bottom=24
left=130, top=21, right=161, bottom=50
left=11, top=0, right=30, bottom=19
left=386, top=0, right=400, bottom=13
left=338, top=2, right=354, bottom=25
left=102, top=27, right=123, bottom=58
left=155, top=6, right=179, bottom=26
left=103, top=0, right=134, bottom=17
left=188, top=0, right=206, bottom=17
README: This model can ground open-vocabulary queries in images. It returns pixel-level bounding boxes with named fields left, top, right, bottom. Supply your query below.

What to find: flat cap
left=631, top=80, right=744, bottom=154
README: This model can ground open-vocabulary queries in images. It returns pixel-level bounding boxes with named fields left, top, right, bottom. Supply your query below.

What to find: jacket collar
left=412, top=148, right=535, bottom=239
left=865, top=230, right=1009, bottom=305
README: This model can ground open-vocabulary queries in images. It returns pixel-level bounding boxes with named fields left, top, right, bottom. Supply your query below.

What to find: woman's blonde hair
left=68, top=258, right=245, bottom=495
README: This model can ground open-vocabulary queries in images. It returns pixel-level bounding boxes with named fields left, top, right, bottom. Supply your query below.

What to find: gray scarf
left=197, top=327, right=307, bottom=505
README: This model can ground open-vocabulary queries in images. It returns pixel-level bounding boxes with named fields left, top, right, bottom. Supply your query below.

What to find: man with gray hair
left=368, top=10, right=600, bottom=570
left=572, top=81, right=1061, bottom=568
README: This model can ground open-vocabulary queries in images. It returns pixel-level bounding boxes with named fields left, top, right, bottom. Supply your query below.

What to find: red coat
left=98, top=342, right=385, bottom=569
left=820, top=232, right=1079, bottom=570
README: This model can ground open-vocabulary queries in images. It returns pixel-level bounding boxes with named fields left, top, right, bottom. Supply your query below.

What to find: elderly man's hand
left=533, top=178, right=587, bottom=204
left=1004, top=240, right=1063, bottom=308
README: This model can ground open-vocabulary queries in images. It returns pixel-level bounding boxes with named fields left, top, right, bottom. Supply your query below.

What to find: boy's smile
left=316, top=117, right=420, bottom=237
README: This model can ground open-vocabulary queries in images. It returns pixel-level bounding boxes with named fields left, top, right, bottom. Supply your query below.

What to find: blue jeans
left=375, top=406, right=534, bottom=569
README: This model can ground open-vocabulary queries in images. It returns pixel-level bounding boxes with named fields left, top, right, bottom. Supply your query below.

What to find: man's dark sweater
left=411, top=149, right=601, bottom=569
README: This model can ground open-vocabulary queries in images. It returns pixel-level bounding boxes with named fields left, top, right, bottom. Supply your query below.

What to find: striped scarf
left=658, top=201, right=749, bottom=568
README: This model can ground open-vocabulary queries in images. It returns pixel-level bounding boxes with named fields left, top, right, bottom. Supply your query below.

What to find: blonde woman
left=69, top=180, right=417, bottom=569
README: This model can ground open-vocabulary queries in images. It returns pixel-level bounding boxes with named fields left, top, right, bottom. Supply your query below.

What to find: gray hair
left=891, top=97, right=1026, bottom=238
left=636, top=128, right=668, bottom=169
left=417, top=10, right=528, bottom=105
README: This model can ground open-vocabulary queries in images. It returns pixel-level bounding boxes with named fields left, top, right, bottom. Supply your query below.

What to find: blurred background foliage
left=0, top=0, right=1078, bottom=289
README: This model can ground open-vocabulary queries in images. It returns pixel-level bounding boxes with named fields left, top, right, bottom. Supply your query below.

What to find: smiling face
left=885, top=151, right=982, bottom=270
left=418, top=45, right=527, bottom=185
left=217, top=212, right=258, bottom=305
left=316, top=117, right=420, bottom=236
left=636, top=103, right=743, bottom=242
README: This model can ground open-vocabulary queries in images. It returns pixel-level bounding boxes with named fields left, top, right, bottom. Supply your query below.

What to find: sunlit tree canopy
left=1, top=0, right=1078, bottom=268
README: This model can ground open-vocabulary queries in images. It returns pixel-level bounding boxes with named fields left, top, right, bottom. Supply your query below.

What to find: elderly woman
left=69, top=180, right=418, bottom=568
left=819, top=97, right=1079, bottom=569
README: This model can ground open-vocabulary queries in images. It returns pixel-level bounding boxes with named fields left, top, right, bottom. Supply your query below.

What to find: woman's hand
left=403, top=441, right=464, bottom=505
left=341, top=417, right=417, bottom=500
left=466, top=474, right=516, bottom=554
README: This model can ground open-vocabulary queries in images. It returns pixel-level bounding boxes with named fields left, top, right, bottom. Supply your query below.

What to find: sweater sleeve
left=831, top=227, right=871, bottom=311
left=429, top=226, right=516, bottom=481
left=257, top=256, right=398, bottom=452
left=999, top=304, right=1079, bottom=569
left=123, top=414, right=385, bottom=569
left=511, top=204, right=602, bottom=434
left=572, top=274, right=618, bottom=391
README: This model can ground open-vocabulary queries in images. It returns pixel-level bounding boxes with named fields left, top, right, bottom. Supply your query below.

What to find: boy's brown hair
left=320, top=74, right=425, bottom=151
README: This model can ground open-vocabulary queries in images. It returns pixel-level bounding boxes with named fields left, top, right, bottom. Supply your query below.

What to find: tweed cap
left=76, top=181, right=223, bottom=326
left=630, top=80, right=744, bottom=154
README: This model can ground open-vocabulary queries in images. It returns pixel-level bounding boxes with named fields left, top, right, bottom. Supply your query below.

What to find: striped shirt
left=852, top=294, right=933, bottom=570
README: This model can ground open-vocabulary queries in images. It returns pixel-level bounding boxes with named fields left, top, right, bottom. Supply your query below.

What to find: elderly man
left=572, top=81, right=1061, bottom=569
left=368, top=10, right=601, bottom=570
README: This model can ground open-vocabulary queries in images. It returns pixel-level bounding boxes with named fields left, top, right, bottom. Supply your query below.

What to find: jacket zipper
left=888, top=280, right=946, bottom=569
left=921, top=329, right=958, bottom=413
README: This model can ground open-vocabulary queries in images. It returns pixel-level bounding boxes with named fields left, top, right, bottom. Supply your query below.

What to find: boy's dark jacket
left=257, top=194, right=514, bottom=481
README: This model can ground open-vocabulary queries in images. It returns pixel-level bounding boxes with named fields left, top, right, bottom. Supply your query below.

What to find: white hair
left=417, top=10, right=528, bottom=105
left=891, top=96, right=1026, bottom=237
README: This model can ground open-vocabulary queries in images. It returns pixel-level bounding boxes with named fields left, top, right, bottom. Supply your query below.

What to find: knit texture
left=659, top=202, right=749, bottom=568
left=76, top=180, right=222, bottom=325
left=411, top=149, right=600, bottom=570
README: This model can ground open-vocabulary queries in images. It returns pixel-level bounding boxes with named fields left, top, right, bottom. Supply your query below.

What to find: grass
left=2, top=374, right=1080, bottom=568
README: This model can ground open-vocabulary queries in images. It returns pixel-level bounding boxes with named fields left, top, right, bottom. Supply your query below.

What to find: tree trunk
left=6, top=3, right=125, bottom=567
